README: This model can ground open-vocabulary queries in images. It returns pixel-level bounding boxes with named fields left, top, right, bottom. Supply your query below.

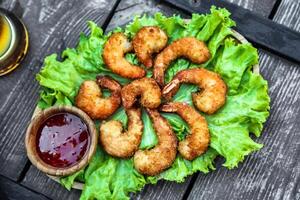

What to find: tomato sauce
left=36, top=112, right=90, bottom=168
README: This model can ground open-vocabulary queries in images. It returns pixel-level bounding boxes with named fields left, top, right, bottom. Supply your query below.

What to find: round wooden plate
left=31, top=28, right=260, bottom=190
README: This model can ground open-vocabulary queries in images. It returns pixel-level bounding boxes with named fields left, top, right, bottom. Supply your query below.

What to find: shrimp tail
left=162, top=79, right=180, bottom=100
left=96, top=75, right=122, bottom=93
left=159, top=102, right=178, bottom=112
left=75, top=76, right=122, bottom=120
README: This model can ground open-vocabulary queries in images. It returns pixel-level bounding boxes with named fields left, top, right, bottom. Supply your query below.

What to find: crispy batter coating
left=162, top=68, right=227, bottom=114
left=103, top=32, right=146, bottom=79
left=100, top=108, right=143, bottom=158
left=133, top=26, right=168, bottom=68
left=75, top=76, right=121, bottom=119
left=160, top=102, right=210, bottom=160
left=121, top=77, right=161, bottom=109
left=153, top=37, right=210, bottom=86
left=134, top=109, right=177, bottom=175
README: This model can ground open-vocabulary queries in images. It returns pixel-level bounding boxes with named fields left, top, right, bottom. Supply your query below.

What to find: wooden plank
left=131, top=177, right=192, bottom=200
left=22, top=166, right=81, bottom=200
left=0, top=175, right=49, bottom=200
left=273, top=0, right=300, bottom=31
left=107, top=0, right=277, bottom=32
left=106, top=0, right=189, bottom=32
left=226, top=0, right=277, bottom=17
left=188, top=0, right=300, bottom=199
left=0, top=0, right=118, bottom=181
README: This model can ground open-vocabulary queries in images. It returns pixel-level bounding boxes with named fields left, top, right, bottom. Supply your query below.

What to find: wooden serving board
left=31, top=29, right=260, bottom=190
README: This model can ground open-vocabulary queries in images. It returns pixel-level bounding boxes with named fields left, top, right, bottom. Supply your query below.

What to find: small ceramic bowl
left=25, top=106, right=97, bottom=176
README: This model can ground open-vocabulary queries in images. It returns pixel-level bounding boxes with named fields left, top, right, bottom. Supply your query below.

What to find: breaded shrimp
left=133, top=26, right=168, bottom=68
left=134, top=109, right=177, bottom=175
left=103, top=32, right=146, bottom=79
left=162, top=68, right=227, bottom=114
left=153, top=37, right=210, bottom=86
left=100, top=108, right=143, bottom=158
left=121, top=77, right=161, bottom=109
left=160, top=102, right=210, bottom=160
left=75, top=76, right=121, bottom=120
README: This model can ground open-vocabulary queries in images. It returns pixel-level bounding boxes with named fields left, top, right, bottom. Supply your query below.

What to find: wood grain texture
left=274, top=0, right=300, bottom=31
left=226, top=0, right=277, bottom=17
left=0, top=175, right=50, bottom=200
left=106, top=0, right=189, bottom=32
left=22, top=166, right=81, bottom=200
left=188, top=0, right=300, bottom=199
left=0, top=0, right=118, bottom=181
left=131, top=177, right=192, bottom=200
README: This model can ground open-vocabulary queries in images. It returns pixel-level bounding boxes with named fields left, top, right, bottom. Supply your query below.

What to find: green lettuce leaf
left=80, top=148, right=146, bottom=200
left=161, top=113, right=189, bottom=141
left=214, top=39, right=259, bottom=94
left=155, top=148, right=218, bottom=182
left=196, top=6, right=235, bottom=41
left=154, top=13, right=186, bottom=42
left=60, top=169, right=85, bottom=190
left=139, top=108, right=158, bottom=150
left=108, top=107, right=128, bottom=127
left=165, top=58, right=190, bottom=84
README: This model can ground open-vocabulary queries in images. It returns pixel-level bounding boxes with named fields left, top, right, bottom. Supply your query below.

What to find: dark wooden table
left=0, top=0, right=299, bottom=199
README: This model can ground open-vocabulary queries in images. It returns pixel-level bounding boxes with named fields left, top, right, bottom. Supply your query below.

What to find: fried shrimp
left=153, top=37, right=210, bottom=86
left=121, top=77, right=161, bottom=109
left=75, top=76, right=121, bottom=120
left=160, top=102, right=210, bottom=160
left=134, top=109, right=177, bottom=175
left=103, top=32, right=146, bottom=79
left=100, top=108, right=143, bottom=158
left=162, top=68, right=227, bottom=114
left=133, top=26, right=168, bottom=68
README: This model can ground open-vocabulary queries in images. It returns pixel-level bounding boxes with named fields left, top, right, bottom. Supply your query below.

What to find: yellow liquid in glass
left=0, top=16, right=11, bottom=56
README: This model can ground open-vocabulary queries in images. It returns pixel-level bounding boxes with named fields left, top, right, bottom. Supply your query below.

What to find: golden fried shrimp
left=162, top=68, right=227, bottom=114
left=121, top=77, right=161, bottom=109
left=103, top=32, right=146, bottom=79
left=133, top=26, right=168, bottom=68
left=100, top=108, right=143, bottom=158
left=160, top=102, right=210, bottom=160
left=153, top=37, right=210, bottom=86
left=134, top=109, right=177, bottom=175
left=75, top=76, right=121, bottom=120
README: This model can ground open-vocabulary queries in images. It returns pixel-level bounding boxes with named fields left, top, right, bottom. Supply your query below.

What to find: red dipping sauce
left=36, top=112, right=90, bottom=168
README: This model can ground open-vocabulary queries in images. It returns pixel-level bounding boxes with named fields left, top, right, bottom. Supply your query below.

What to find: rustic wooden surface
left=0, top=175, right=49, bottom=200
left=0, top=0, right=299, bottom=199
left=226, top=0, right=277, bottom=17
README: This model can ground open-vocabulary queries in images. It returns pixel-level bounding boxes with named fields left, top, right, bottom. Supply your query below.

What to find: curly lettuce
left=37, top=6, right=270, bottom=200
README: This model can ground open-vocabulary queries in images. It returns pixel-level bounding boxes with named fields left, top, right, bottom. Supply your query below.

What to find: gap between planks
left=268, top=0, right=283, bottom=19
